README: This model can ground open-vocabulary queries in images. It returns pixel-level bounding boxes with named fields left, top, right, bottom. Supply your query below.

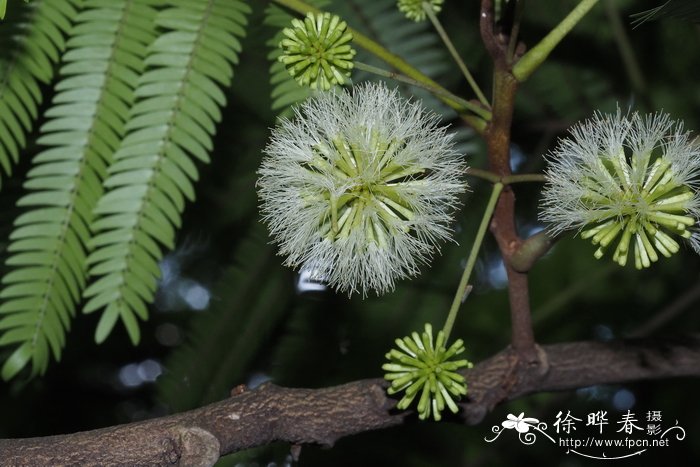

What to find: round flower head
left=278, top=12, right=356, bottom=91
left=398, top=0, right=444, bottom=22
left=258, top=82, right=466, bottom=296
left=383, top=323, right=471, bottom=421
left=540, top=110, right=700, bottom=269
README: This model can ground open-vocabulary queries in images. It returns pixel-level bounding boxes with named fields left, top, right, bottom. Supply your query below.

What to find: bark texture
left=1, top=337, right=698, bottom=466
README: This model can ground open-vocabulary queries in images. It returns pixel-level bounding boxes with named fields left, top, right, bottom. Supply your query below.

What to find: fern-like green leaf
left=0, top=0, right=157, bottom=380
left=0, top=0, right=76, bottom=187
left=84, top=0, right=251, bottom=346
left=264, top=0, right=329, bottom=114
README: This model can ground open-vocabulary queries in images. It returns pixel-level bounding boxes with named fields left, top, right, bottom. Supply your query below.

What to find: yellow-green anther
left=330, top=194, right=339, bottom=234
left=581, top=219, right=614, bottom=240
left=396, top=337, right=417, bottom=356
left=642, top=158, right=670, bottom=192
left=278, top=12, right=356, bottom=90
left=639, top=229, right=658, bottom=263
left=652, top=191, right=695, bottom=211
left=598, top=222, right=623, bottom=247
left=654, top=229, right=680, bottom=255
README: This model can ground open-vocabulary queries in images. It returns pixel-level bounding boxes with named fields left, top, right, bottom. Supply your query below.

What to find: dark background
left=1, top=0, right=699, bottom=466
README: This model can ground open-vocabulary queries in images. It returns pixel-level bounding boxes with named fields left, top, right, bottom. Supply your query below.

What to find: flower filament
left=302, top=130, right=424, bottom=248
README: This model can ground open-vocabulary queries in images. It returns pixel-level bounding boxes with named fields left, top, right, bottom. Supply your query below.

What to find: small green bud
left=397, top=0, right=444, bottom=22
left=382, top=323, right=472, bottom=421
left=278, top=12, right=356, bottom=90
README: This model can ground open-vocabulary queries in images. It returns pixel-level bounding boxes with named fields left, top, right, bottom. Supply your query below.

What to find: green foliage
left=0, top=0, right=76, bottom=186
left=84, top=0, right=250, bottom=346
left=0, top=0, right=155, bottom=380
left=0, top=0, right=251, bottom=380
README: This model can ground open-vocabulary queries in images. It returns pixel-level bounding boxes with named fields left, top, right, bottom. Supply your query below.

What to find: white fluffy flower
left=257, top=83, right=466, bottom=295
left=540, top=110, right=700, bottom=269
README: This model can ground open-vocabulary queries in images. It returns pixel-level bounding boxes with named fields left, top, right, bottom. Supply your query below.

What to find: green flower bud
left=382, top=323, right=472, bottom=421
left=278, top=12, right=356, bottom=90
left=397, top=0, right=444, bottom=22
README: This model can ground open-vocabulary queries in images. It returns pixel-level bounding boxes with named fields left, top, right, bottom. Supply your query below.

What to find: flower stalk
left=466, top=168, right=546, bottom=185
left=443, top=182, right=503, bottom=341
left=422, top=2, right=490, bottom=108
left=353, top=62, right=491, bottom=120
left=513, top=0, right=600, bottom=81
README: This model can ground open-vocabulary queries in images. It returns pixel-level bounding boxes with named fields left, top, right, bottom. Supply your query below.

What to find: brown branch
left=482, top=30, right=538, bottom=365
left=481, top=6, right=537, bottom=362
left=479, top=0, right=504, bottom=65
left=1, top=337, right=698, bottom=466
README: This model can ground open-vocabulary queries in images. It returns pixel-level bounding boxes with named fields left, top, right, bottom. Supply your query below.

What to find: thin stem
left=513, top=0, right=600, bottom=82
left=466, top=168, right=546, bottom=185
left=354, top=62, right=492, bottom=120
left=506, top=0, right=526, bottom=62
left=466, top=167, right=501, bottom=184
left=443, top=183, right=504, bottom=341
left=480, top=0, right=504, bottom=64
left=503, top=173, right=546, bottom=184
left=423, top=2, right=490, bottom=108
left=604, top=0, right=646, bottom=92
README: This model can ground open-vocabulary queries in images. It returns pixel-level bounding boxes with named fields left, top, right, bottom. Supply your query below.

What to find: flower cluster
left=382, top=323, right=471, bottom=421
left=397, top=0, right=444, bottom=22
left=278, top=12, right=356, bottom=90
left=257, top=83, right=466, bottom=296
left=540, top=110, right=700, bottom=268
